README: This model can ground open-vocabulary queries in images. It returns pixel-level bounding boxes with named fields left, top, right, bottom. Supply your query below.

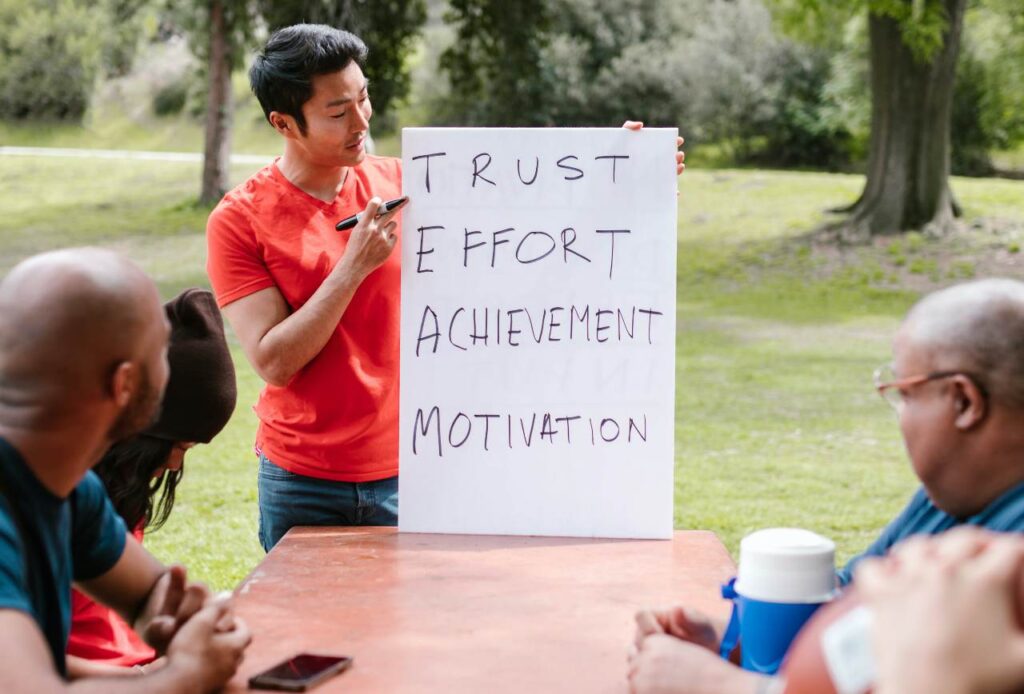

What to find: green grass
left=992, top=142, right=1024, bottom=172
left=1, top=152, right=1022, bottom=587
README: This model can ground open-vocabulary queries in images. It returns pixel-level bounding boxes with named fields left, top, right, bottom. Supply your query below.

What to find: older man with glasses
left=628, top=278, right=1024, bottom=694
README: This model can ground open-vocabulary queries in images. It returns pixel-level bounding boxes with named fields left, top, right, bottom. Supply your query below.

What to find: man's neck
left=939, top=452, right=1024, bottom=519
left=0, top=418, right=108, bottom=498
left=277, top=148, right=349, bottom=203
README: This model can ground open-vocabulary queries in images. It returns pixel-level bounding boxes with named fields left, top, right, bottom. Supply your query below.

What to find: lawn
left=1, top=152, right=1021, bottom=589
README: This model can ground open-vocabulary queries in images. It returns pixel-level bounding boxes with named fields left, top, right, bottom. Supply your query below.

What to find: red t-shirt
left=206, top=156, right=402, bottom=482
left=67, top=529, right=155, bottom=667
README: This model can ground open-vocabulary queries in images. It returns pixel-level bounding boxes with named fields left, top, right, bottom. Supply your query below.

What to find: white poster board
left=399, top=128, right=677, bottom=538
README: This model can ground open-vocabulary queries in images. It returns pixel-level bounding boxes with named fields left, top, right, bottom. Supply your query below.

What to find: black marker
left=335, top=196, right=409, bottom=231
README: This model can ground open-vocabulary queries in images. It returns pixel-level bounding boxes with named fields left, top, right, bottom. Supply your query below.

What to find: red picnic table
left=225, top=527, right=735, bottom=693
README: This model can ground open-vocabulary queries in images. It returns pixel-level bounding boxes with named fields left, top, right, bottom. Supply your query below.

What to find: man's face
left=294, top=62, right=372, bottom=168
left=892, top=328, right=957, bottom=498
left=108, top=292, right=170, bottom=442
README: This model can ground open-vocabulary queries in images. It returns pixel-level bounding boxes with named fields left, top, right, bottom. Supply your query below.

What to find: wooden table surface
left=226, top=528, right=735, bottom=693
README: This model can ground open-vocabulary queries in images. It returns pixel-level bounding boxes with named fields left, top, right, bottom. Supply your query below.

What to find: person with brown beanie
left=65, top=288, right=238, bottom=679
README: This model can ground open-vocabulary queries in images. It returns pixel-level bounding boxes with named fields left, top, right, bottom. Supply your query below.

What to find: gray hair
left=904, top=279, right=1024, bottom=409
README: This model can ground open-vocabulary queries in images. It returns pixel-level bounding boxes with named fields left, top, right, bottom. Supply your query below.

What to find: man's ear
left=951, top=375, right=986, bottom=430
left=109, top=361, right=136, bottom=408
left=268, top=111, right=298, bottom=138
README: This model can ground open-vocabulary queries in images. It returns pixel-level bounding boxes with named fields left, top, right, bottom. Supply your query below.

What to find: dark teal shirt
left=0, top=437, right=127, bottom=677
left=838, top=480, right=1024, bottom=585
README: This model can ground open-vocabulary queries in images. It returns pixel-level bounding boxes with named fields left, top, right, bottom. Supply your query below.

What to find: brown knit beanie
left=145, top=288, right=237, bottom=444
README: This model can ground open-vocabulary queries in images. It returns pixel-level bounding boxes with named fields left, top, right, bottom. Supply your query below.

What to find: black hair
left=93, top=436, right=182, bottom=533
left=249, top=23, right=368, bottom=135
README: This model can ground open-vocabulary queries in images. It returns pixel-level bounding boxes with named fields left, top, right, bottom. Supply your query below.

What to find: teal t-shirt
left=838, top=480, right=1024, bottom=585
left=0, top=437, right=128, bottom=677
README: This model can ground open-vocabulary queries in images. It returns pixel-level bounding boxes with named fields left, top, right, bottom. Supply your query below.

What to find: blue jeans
left=257, top=454, right=398, bottom=552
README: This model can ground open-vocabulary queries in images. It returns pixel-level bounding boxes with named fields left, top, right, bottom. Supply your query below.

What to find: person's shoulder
left=209, top=162, right=280, bottom=223
left=974, top=480, right=1024, bottom=531
left=878, top=486, right=941, bottom=538
left=73, top=470, right=106, bottom=498
left=69, top=472, right=127, bottom=580
left=897, top=486, right=947, bottom=526
left=70, top=471, right=109, bottom=514
left=0, top=502, right=22, bottom=557
left=905, top=486, right=933, bottom=511
left=0, top=499, right=30, bottom=612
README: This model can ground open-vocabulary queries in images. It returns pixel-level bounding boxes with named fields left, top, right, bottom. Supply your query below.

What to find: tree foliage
left=435, top=0, right=853, bottom=167
left=769, top=0, right=1024, bottom=172
left=0, top=0, right=147, bottom=120
left=960, top=0, right=1024, bottom=162
left=255, top=0, right=427, bottom=131
left=162, top=0, right=254, bottom=70
left=542, top=0, right=697, bottom=126
left=769, top=0, right=951, bottom=62
left=437, top=0, right=555, bottom=126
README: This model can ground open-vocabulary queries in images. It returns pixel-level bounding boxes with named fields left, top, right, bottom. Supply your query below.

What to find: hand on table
left=628, top=634, right=768, bottom=694
left=138, top=565, right=214, bottom=653
left=633, top=606, right=722, bottom=655
left=164, top=595, right=252, bottom=693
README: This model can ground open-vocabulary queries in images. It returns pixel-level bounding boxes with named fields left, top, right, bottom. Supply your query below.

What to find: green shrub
left=745, top=43, right=855, bottom=169
left=153, top=78, right=189, bottom=116
left=0, top=0, right=145, bottom=122
left=0, top=0, right=101, bottom=120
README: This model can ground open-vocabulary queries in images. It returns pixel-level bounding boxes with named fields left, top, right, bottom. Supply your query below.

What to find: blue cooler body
left=720, top=578, right=826, bottom=675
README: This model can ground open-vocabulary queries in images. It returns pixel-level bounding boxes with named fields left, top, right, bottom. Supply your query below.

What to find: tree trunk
left=200, top=0, right=233, bottom=205
left=847, top=0, right=966, bottom=237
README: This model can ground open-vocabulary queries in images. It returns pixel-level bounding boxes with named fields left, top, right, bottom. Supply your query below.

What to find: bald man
left=628, top=279, right=1024, bottom=694
left=0, top=249, right=250, bottom=693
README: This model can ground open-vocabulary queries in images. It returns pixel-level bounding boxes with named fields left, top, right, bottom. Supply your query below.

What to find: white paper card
left=399, top=127, right=678, bottom=538
left=822, top=605, right=877, bottom=694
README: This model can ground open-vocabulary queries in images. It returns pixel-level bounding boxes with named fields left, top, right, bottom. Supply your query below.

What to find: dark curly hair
left=93, top=435, right=182, bottom=533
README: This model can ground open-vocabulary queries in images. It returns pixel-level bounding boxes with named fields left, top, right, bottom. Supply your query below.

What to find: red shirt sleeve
left=206, top=199, right=277, bottom=308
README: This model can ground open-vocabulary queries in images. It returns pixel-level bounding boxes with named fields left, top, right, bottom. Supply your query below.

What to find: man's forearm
left=66, top=655, right=138, bottom=681
left=77, top=540, right=168, bottom=636
left=256, top=263, right=366, bottom=385
left=66, top=663, right=202, bottom=694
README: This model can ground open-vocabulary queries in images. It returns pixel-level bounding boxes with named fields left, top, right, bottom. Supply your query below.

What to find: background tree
left=437, top=0, right=555, bottom=126
left=164, top=0, right=253, bottom=204
left=255, top=0, right=427, bottom=133
left=200, top=0, right=234, bottom=204
left=775, top=0, right=969, bottom=236
left=433, top=0, right=858, bottom=168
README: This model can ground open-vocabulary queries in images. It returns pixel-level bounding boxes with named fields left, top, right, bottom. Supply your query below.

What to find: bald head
left=0, top=248, right=167, bottom=422
left=901, top=279, right=1024, bottom=409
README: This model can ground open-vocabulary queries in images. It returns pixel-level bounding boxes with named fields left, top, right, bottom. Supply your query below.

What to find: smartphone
left=248, top=653, right=353, bottom=691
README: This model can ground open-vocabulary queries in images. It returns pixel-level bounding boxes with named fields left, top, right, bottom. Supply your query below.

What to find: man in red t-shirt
left=207, top=24, right=404, bottom=550
left=208, top=24, right=688, bottom=552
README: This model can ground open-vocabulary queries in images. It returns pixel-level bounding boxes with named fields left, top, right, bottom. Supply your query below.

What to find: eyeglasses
left=872, top=364, right=986, bottom=410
